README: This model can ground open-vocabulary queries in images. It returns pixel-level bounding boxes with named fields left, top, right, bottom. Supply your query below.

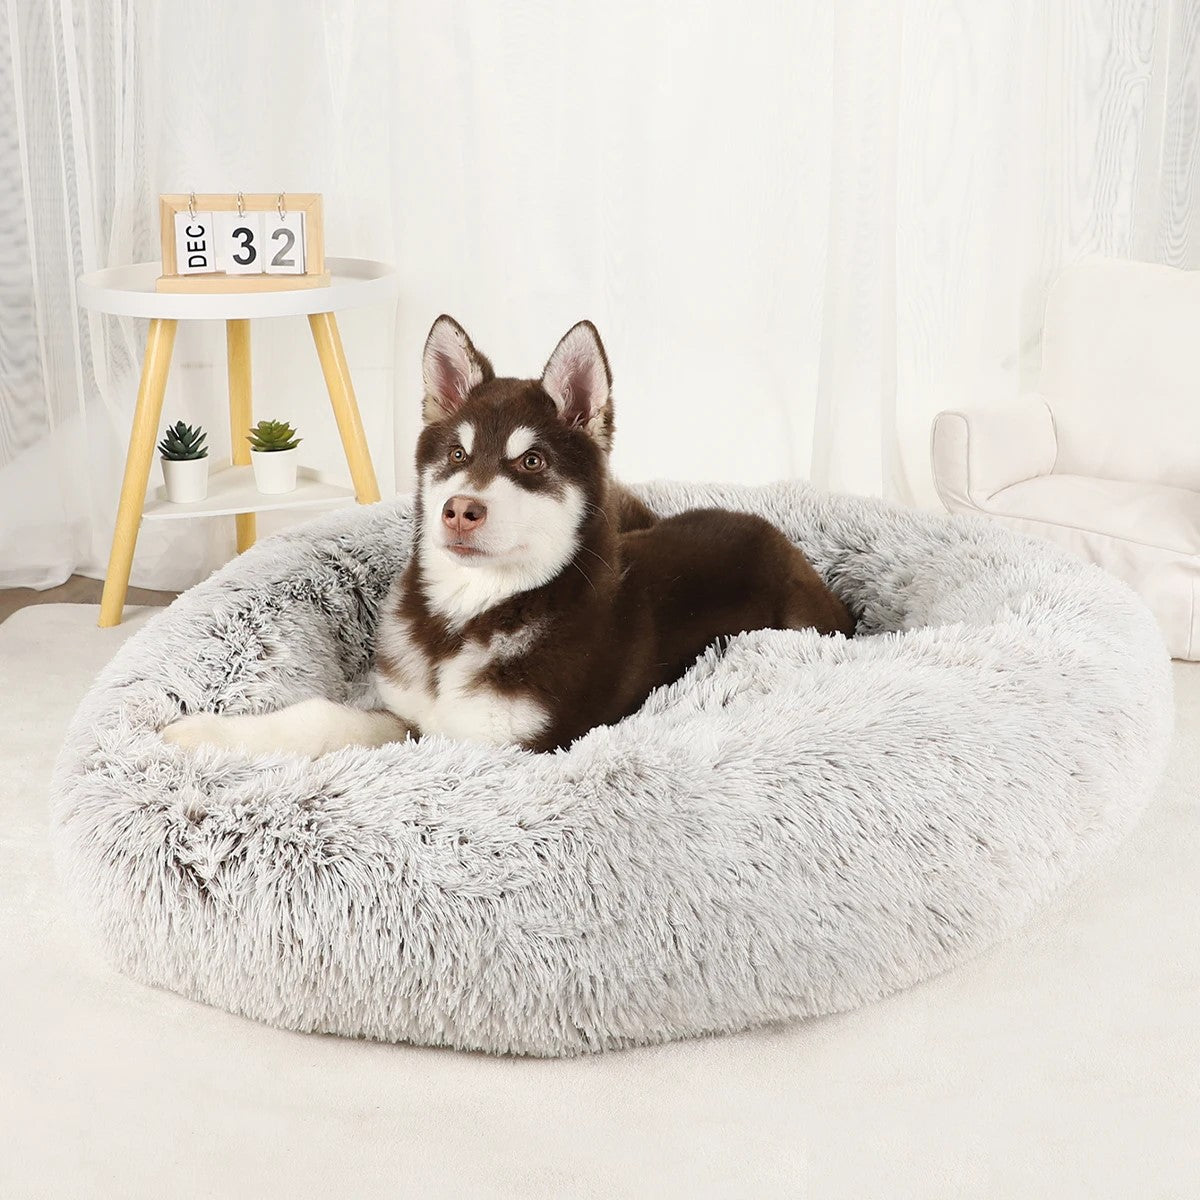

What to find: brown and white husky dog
left=165, top=317, right=853, bottom=757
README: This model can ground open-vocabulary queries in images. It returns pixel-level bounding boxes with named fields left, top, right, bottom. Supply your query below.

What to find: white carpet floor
left=1, top=604, right=1197, bottom=1200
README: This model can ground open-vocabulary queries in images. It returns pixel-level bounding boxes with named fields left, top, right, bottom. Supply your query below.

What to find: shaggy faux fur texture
left=50, top=483, right=1173, bottom=1056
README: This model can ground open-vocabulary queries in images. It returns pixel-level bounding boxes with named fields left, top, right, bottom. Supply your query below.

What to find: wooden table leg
left=226, top=319, right=256, bottom=552
left=98, top=317, right=177, bottom=628
left=307, top=311, right=381, bottom=504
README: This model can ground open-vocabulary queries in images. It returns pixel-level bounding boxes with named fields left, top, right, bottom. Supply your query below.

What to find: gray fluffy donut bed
left=50, top=482, right=1172, bottom=1056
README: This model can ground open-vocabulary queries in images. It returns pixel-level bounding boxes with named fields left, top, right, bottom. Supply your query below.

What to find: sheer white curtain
left=4, top=0, right=1199, bottom=590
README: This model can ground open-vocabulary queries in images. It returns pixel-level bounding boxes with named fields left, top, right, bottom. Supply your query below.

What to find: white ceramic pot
left=161, top=456, right=209, bottom=503
left=251, top=447, right=299, bottom=494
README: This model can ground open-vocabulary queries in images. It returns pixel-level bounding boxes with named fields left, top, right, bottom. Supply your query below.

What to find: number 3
left=232, top=226, right=257, bottom=266
left=220, top=212, right=263, bottom=274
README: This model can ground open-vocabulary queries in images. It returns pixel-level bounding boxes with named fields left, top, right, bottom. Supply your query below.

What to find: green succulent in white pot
left=247, top=419, right=302, bottom=494
left=157, top=420, right=209, bottom=503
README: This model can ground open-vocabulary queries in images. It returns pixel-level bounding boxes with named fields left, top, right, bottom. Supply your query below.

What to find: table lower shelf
left=142, top=465, right=356, bottom=521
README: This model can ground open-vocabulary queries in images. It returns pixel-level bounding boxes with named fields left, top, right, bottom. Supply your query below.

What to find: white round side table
left=77, top=256, right=400, bottom=626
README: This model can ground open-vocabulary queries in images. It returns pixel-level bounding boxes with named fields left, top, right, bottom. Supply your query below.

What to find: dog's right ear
left=421, top=315, right=493, bottom=424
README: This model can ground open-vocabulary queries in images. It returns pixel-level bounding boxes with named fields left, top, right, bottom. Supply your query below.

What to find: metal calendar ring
left=188, top=191, right=197, bottom=220
left=277, top=192, right=287, bottom=218
left=236, top=191, right=245, bottom=218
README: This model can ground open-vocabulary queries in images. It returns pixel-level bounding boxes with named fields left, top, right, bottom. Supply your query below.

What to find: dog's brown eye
left=519, top=451, right=545, bottom=473
left=448, top=445, right=467, bottom=465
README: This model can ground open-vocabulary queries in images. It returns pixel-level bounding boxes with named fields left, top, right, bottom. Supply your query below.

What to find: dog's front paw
left=162, top=713, right=236, bottom=751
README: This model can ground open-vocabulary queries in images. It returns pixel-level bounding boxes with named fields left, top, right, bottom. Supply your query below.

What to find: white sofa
left=931, top=257, right=1200, bottom=660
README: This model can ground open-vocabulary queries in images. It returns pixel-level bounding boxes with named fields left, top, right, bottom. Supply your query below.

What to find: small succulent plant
left=157, top=420, right=208, bottom=461
left=247, top=419, right=302, bottom=453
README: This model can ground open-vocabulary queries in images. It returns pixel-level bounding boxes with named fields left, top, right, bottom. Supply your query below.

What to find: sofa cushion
left=990, top=475, right=1200, bottom=556
left=983, top=474, right=1199, bottom=658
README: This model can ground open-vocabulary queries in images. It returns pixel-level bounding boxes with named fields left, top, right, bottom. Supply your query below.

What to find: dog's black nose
left=443, top=495, right=488, bottom=534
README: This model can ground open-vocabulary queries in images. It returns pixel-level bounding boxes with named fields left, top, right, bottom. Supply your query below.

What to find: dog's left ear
left=541, top=321, right=613, bottom=449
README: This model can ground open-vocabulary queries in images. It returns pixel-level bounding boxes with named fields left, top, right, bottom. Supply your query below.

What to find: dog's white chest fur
left=373, top=599, right=547, bottom=747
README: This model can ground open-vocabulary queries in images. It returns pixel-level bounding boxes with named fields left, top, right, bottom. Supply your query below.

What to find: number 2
left=263, top=210, right=305, bottom=274
left=270, top=227, right=296, bottom=267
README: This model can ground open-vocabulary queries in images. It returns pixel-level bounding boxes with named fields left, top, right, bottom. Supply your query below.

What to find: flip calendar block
left=157, top=193, right=327, bottom=292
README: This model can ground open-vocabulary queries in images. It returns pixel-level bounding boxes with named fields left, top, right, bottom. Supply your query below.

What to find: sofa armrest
left=931, top=395, right=1057, bottom=511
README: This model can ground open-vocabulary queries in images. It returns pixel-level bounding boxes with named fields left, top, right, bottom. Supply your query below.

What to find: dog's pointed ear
left=541, top=320, right=613, bottom=449
left=422, top=315, right=493, bottom=424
